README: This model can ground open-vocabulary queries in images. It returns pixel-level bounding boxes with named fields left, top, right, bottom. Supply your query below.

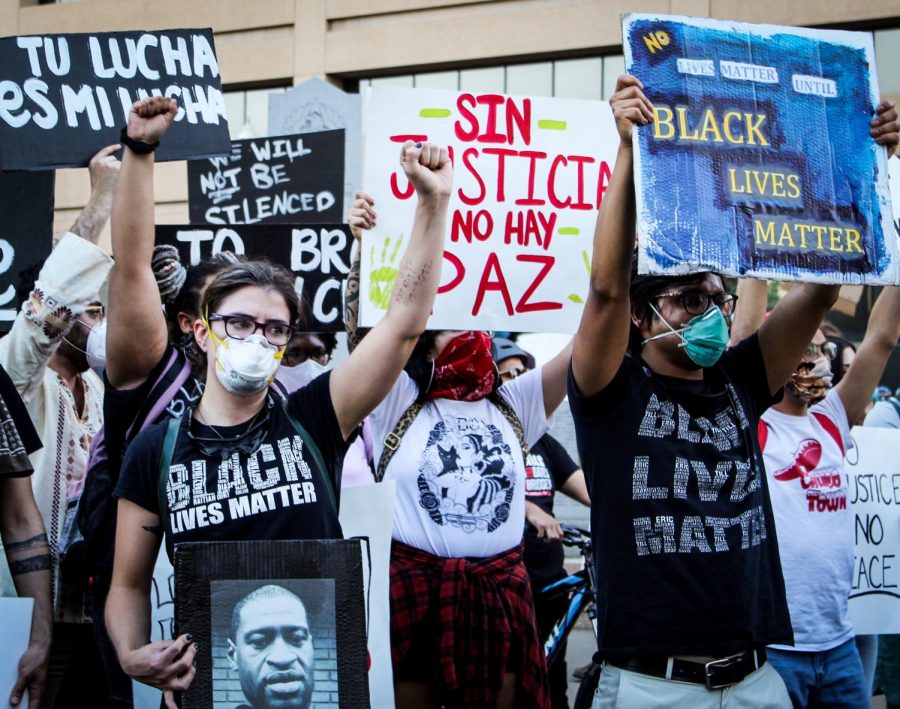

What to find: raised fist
left=400, top=141, right=453, bottom=202
left=126, top=97, right=178, bottom=146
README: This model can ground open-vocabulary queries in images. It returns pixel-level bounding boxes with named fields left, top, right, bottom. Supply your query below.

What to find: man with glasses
left=0, top=145, right=118, bottom=706
left=569, top=75, right=898, bottom=708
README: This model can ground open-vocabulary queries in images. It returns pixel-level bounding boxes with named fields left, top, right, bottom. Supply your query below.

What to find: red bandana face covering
left=427, top=331, right=496, bottom=401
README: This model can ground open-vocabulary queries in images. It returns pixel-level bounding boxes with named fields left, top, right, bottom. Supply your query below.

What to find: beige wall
left=7, top=0, right=900, bottom=244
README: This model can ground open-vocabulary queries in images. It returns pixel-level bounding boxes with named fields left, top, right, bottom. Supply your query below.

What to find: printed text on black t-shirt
left=631, top=386, right=767, bottom=557
left=166, top=431, right=321, bottom=534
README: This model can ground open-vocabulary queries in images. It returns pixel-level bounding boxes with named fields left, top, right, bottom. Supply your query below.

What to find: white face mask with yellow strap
left=204, top=319, right=284, bottom=395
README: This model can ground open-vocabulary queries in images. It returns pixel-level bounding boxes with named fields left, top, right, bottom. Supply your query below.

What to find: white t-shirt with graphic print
left=370, top=368, right=549, bottom=558
left=760, top=388, right=854, bottom=652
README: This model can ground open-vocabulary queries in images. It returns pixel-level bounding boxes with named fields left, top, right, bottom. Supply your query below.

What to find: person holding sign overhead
left=567, top=74, right=898, bottom=709
left=730, top=279, right=900, bottom=708
left=101, top=96, right=451, bottom=706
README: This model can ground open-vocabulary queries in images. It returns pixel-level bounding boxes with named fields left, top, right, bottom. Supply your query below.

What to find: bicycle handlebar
left=560, top=524, right=591, bottom=548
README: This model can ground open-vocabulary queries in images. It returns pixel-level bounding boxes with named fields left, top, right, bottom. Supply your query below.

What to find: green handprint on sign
left=567, top=250, right=592, bottom=304
left=368, top=234, right=405, bottom=310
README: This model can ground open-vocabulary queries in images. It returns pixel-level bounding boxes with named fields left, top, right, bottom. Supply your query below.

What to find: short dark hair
left=230, top=584, right=306, bottom=641
left=201, top=259, right=301, bottom=326
left=627, top=253, right=722, bottom=356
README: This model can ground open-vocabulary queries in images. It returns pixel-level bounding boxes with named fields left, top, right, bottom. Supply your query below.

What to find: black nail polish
left=185, top=634, right=193, bottom=642
left=415, top=142, right=422, bottom=148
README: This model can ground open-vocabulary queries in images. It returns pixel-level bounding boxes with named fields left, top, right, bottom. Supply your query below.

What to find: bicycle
left=537, top=524, right=602, bottom=709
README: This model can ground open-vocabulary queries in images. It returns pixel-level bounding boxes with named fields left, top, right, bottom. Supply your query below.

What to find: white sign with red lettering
left=361, top=86, right=618, bottom=332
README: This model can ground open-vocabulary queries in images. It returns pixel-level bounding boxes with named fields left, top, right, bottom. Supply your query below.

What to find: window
left=369, top=75, right=414, bottom=88
left=359, top=55, right=625, bottom=100
left=223, top=86, right=288, bottom=140
left=874, top=28, right=900, bottom=95
left=414, top=71, right=459, bottom=90
left=554, top=58, right=602, bottom=100
left=459, top=66, right=505, bottom=93
left=506, top=62, right=553, bottom=97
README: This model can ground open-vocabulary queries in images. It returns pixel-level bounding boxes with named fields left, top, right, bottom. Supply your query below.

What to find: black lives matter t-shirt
left=568, top=334, right=792, bottom=658
left=114, top=372, right=345, bottom=559
left=523, top=434, right=579, bottom=583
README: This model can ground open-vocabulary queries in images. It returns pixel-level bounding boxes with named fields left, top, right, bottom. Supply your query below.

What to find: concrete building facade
left=2, top=0, right=899, bottom=243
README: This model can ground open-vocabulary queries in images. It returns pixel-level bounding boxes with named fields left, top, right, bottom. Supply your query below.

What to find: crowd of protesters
left=0, top=72, right=898, bottom=709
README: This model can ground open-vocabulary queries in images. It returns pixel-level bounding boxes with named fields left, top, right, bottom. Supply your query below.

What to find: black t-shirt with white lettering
left=114, top=372, right=345, bottom=560
left=523, top=434, right=579, bottom=583
left=568, top=334, right=792, bottom=659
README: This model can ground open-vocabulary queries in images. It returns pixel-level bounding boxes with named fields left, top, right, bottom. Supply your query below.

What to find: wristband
left=119, top=126, right=159, bottom=154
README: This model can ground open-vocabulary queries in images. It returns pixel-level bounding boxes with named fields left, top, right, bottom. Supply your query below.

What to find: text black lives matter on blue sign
left=0, top=172, right=55, bottom=332
left=0, top=29, right=231, bottom=170
left=186, top=130, right=345, bottom=225
left=155, top=224, right=353, bottom=331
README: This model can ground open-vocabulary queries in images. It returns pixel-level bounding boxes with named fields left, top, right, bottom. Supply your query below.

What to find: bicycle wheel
left=572, top=662, right=602, bottom=709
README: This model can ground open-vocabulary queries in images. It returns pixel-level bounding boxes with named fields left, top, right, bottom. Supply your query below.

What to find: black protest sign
left=156, top=224, right=352, bottom=331
left=0, top=29, right=230, bottom=170
left=187, top=130, right=345, bottom=225
left=175, top=540, right=369, bottom=709
left=0, top=171, right=55, bottom=331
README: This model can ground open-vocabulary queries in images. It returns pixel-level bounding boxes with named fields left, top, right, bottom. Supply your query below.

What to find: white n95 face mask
left=275, top=358, right=329, bottom=393
left=210, top=332, right=282, bottom=395
left=85, top=318, right=107, bottom=369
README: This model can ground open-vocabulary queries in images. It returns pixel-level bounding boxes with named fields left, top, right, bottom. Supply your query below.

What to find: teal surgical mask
left=643, top=304, right=730, bottom=367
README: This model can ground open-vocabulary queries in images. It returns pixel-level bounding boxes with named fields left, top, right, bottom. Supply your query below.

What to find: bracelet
left=119, top=126, right=159, bottom=154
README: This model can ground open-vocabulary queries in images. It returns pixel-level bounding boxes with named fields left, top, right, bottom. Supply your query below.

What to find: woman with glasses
left=103, top=96, right=452, bottom=703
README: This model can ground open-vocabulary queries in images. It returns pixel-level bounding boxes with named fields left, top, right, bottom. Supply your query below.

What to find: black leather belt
left=609, top=648, right=766, bottom=690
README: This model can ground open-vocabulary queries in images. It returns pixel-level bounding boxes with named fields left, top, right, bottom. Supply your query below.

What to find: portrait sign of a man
left=211, top=579, right=337, bottom=709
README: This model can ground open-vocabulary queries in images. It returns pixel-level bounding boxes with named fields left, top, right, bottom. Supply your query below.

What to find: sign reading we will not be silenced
left=624, top=14, right=899, bottom=285
left=362, top=87, right=619, bottom=333
left=0, top=29, right=230, bottom=170
left=187, top=130, right=345, bottom=226
left=847, top=427, right=900, bottom=635
left=156, top=224, right=352, bottom=331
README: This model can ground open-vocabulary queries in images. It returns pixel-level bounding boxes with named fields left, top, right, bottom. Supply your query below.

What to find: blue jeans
left=767, top=639, right=869, bottom=709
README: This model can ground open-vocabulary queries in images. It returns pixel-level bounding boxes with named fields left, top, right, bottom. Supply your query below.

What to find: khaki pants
left=591, top=661, right=791, bottom=709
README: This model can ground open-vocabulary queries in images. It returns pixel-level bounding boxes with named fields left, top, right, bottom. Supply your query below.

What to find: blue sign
left=623, top=14, right=898, bottom=285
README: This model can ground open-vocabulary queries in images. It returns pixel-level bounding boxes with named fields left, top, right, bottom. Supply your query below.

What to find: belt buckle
left=384, top=432, right=401, bottom=451
left=704, top=656, right=738, bottom=690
